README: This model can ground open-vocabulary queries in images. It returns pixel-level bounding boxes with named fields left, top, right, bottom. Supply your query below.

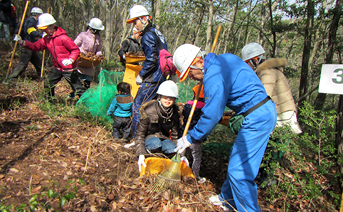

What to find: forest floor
left=0, top=43, right=285, bottom=211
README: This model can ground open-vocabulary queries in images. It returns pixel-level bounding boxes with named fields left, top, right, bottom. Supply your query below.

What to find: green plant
left=265, top=102, right=340, bottom=210
left=101, top=60, right=122, bottom=71
left=0, top=179, right=84, bottom=212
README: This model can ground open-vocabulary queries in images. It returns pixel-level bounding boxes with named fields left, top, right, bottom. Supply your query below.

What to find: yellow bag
left=140, top=157, right=195, bottom=179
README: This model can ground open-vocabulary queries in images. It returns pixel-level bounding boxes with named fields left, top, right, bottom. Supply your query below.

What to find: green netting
left=76, top=70, right=123, bottom=123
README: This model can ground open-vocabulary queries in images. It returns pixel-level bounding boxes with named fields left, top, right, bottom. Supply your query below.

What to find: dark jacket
left=139, top=23, right=167, bottom=84
left=118, top=36, right=142, bottom=66
left=24, top=27, right=80, bottom=71
left=135, top=100, right=180, bottom=155
left=21, top=16, right=42, bottom=42
left=178, top=100, right=205, bottom=140
left=0, top=0, right=11, bottom=24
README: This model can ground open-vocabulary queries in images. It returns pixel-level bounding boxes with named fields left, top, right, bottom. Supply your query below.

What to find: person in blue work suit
left=126, top=5, right=167, bottom=140
left=173, top=44, right=277, bottom=212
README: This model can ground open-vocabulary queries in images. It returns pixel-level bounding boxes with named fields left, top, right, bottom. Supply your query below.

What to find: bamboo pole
left=5, top=0, right=30, bottom=80
left=182, top=25, right=222, bottom=137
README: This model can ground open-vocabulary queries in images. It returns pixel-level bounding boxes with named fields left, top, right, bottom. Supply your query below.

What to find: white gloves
left=13, top=34, right=23, bottom=45
left=180, top=156, right=189, bottom=167
left=62, top=59, right=74, bottom=67
left=136, top=75, right=143, bottom=85
left=174, top=136, right=191, bottom=154
left=137, top=155, right=146, bottom=172
left=42, top=32, right=47, bottom=38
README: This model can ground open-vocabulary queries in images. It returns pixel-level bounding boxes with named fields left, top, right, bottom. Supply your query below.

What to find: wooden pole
left=40, top=8, right=51, bottom=79
left=5, top=0, right=30, bottom=79
left=182, top=25, right=222, bottom=137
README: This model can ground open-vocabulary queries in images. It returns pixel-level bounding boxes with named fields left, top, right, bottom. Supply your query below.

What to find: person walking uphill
left=126, top=5, right=168, bottom=139
left=9, top=7, right=44, bottom=80
left=0, top=0, right=12, bottom=43
left=173, top=44, right=277, bottom=212
left=73, top=17, right=105, bottom=94
left=118, top=27, right=142, bottom=66
left=136, top=80, right=180, bottom=173
left=241, top=42, right=302, bottom=134
left=13, top=13, right=86, bottom=100
left=241, top=42, right=302, bottom=187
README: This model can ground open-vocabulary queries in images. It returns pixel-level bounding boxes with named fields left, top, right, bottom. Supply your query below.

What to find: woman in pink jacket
left=14, top=13, right=86, bottom=100
left=72, top=18, right=104, bottom=96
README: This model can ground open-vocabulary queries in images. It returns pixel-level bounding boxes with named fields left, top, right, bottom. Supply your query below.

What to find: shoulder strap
left=150, top=30, right=164, bottom=51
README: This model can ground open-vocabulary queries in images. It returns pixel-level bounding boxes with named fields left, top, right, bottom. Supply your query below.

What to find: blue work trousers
left=219, top=100, right=277, bottom=212
left=132, top=83, right=158, bottom=137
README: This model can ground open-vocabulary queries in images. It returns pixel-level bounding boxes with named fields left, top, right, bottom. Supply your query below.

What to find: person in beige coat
left=241, top=42, right=302, bottom=134
left=241, top=42, right=302, bottom=188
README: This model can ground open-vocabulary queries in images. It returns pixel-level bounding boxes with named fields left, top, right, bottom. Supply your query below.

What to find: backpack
left=151, top=31, right=177, bottom=79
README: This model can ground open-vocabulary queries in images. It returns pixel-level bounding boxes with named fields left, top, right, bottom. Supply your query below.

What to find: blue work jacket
left=139, top=24, right=167, bottom=84
left=187, top=53, right=268, bottom=143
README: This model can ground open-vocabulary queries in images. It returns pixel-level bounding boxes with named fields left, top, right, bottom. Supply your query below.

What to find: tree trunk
left=298, top=0, right=315, bottom=109
left=244, top=0, right=252, bottom=45
left=314, top=0, right=343, bottom=110
left=193, top=7, right=205, bottom=45
left=155, top=0, right=161, bottom=29
left=268, top=0, right=276, bottom=57
left=224, top=0, right=238, bottom=53
left=205, top=0, right=213, bottom=53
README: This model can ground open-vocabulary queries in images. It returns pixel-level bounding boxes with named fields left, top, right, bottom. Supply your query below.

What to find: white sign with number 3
left=318, top=64, right=343, bottom=95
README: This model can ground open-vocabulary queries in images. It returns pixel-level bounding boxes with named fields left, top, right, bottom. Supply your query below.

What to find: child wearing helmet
left=107, top=82, right=133, bottom=144
left=72, top=18, right=105, bottom=95
left=179, top=84, right=206, bottom=183
left=13, top=13, right=86, bottom=100
left=135, top=80, right=180, bottom=173
left=118, top=27, right=143, bottom=66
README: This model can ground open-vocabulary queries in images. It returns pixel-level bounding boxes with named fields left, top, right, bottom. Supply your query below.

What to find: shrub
left=265, top=102, right=341, bottom=210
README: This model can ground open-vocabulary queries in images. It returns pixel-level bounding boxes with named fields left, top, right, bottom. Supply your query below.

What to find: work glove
left=137, top=155, right=146, bottom=173
left=136, top=75, right=143, bottom=85
left=62, top=59, right=74, bottom=67
left=174, top=136, right=191, bottom=154
left=13, top=34, right=23, bottom=45
left=180, top=156, right=189, bottom=167
left=42, top=32, right=47, bottom=38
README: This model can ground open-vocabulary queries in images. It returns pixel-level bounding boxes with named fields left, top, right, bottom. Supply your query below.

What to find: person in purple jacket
left=72, top=18, right=104, bottom=97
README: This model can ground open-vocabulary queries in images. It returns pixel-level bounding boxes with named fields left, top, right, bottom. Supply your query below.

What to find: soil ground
left=0, top=43, right=278, bottom=211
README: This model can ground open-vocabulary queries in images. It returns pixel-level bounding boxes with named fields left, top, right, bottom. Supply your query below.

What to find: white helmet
left=31, top=7, right=43, bottom=15
left=37, top=13, right=56, bottom=29
left=156, top=80, right=179, bottom=98
left=88, top=18, right=105, bottom=31
left=126, top=5, right=150, bottom=23
left=241, top=42, right=265, bottom=61
left=173, top=44, right=201, bottom=80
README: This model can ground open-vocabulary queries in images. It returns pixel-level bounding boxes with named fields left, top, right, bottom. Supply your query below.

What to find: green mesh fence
left=76, top=70, right=123, bottom=123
